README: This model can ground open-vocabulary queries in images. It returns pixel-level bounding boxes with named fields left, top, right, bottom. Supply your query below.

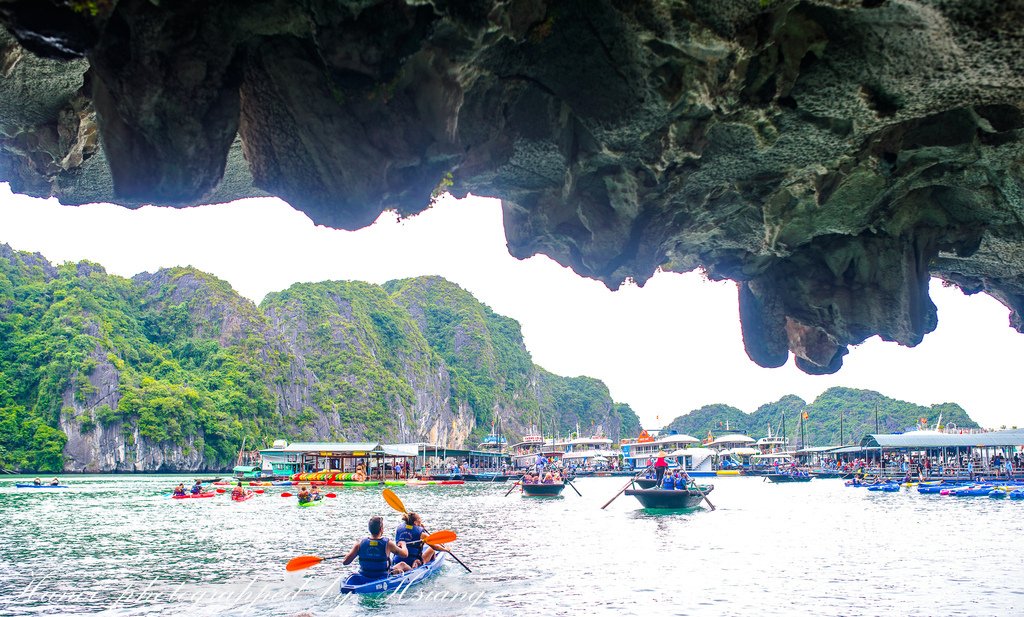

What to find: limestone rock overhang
left=1, top=0, right=1022, bottom=375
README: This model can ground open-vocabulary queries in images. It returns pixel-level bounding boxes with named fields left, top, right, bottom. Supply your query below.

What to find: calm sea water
left=0, top=475, right=1021, bottom=616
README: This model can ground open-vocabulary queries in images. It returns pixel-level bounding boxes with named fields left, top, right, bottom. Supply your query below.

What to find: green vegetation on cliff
left=0, top=246, right=639, bottom=471
left=665, top=388, right=980, bottom=447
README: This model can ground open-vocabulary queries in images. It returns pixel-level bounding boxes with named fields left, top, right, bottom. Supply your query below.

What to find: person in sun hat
left=653, top=450, right=669, bottom=486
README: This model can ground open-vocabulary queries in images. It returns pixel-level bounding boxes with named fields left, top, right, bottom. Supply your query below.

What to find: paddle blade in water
left=382, top=488, right=406, bottom=513
left=215, top=488, right=226, bottom=493
left=422, top=530, right=457, bottom=545
left=255, top=489, right=264, bottom=494
left=325, top=493, right=337, bottom=498
left=285, top=555, right=323, bottom=572
left=280, top=492, right=292, bottom=498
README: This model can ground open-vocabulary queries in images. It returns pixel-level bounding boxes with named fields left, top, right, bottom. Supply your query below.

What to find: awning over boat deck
left=562, top=450, right=618, bottom=459
left=830, top=446, right=881, bottom=454
left=262, top=442, right=383, bottom=455
left=709, top=434, right=755, bottom=446
left=721, top=447, right=758, bottom=456
left=861, top=429, right=1024, bottom=449
left=381, top=444, right=419, bottom=457
left=751, top=452, right=796, bottom=459
left=669, top=447, right=715, bottom=458
left=794, top=445, right=843, bottom=455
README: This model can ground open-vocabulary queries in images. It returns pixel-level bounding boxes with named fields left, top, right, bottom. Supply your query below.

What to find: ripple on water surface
left=0, top=475, right=1021, bottom=616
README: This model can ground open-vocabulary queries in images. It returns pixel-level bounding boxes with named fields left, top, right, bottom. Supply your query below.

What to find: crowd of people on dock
left=817, top=453, right=1020, bottom=480
left=342, top=512, right=437, bottom=578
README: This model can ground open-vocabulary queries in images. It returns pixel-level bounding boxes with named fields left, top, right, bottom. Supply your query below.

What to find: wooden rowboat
left=625, top=486, right=714, bottom=509
left=522, top=482, right=565, bottom=496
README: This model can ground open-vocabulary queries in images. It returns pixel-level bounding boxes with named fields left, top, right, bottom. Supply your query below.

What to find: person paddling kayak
left=231, top=481, right=245, bottom=499
left=297, top=486, right=311, bottom=504
left=391, top=512, right=435, bottom=573
left=190, top=480, right=204, bottom=495
left=342, top=516, right=408, bottom=580
left=173, top=483, right=187, bottom=497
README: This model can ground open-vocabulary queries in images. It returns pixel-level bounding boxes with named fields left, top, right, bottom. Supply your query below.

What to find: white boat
left=509, top=434, right=564, bottom=470
left=620, top=432, right=718, bottom=476
left=556, top=436, right=617, bottom=469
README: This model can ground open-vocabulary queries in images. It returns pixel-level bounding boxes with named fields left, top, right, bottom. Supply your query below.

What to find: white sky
left=1, top=183, right=1022, bottom=430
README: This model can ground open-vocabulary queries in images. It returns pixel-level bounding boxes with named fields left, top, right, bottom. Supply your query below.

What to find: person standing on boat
left=342, top=516, right=408, bottom=580
left=654, top=451, right=668, bottom=486
left=392, top=512, right=435, bottom=573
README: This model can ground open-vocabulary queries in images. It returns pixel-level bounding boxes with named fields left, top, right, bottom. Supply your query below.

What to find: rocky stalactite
left=2, top=1, right=1024, bottom=373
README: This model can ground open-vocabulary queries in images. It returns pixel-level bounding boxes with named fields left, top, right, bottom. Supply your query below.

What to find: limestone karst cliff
left=0, top=245, right=640, bottom=472
left=2, top=1, right=1023, bottom=375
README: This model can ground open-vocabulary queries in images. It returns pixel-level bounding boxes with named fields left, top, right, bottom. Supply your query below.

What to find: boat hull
left=340, top=553, right=446, bottom=594
left=634, top=479, right=658, bottom=489
left=766, top=474, right=811, bottom=483
left=15, top=484, right=68, bottom=489
left=522, top=483, right=565, bottom=496
left=625, top=487, right=714, bottom=509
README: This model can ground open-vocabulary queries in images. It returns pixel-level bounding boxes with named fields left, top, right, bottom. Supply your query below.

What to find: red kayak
left=173, top=492, right=216, bottom=499
left=231, top=491, right=255, bottom=502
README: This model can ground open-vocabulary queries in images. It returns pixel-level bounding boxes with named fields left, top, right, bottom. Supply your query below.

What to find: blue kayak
left=15, top=483, right=69, bottom=489
left=867, top=483, right=900, bottom=492
left=339, top=553, right=446, bottom=594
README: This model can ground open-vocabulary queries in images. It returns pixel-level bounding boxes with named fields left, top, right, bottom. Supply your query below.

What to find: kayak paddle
left=381, top=488, right=471, bottom=573
left=285, top=530, right=456, bottom=572
left=281, top=492, right=292, bottom=497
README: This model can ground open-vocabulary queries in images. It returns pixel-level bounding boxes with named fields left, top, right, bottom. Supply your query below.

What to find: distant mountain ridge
left=665, top=388, right=981, bottom=447
left=0, top=245, right=640, bottom=472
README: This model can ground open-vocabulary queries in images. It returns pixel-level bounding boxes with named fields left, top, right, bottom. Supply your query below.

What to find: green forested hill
left=665, top=387, right=980, bottom=447
left=0, top=245, right=638, bottom=471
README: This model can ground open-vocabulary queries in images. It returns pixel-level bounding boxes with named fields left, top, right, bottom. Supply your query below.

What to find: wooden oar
left=601, top=465, right=652, bottom=509
left=566, top=479, right=582, bottom=497
left=285, top=530, right=456, bottom=572
left=503, top=481, right=521, bottom=497
left=687, top=478, right=716, bottom=511
left=382, top=488, right=471, bottom=573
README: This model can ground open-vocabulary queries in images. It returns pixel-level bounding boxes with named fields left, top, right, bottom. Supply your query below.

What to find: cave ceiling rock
left=1, top=0, right=1023, bottom=375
